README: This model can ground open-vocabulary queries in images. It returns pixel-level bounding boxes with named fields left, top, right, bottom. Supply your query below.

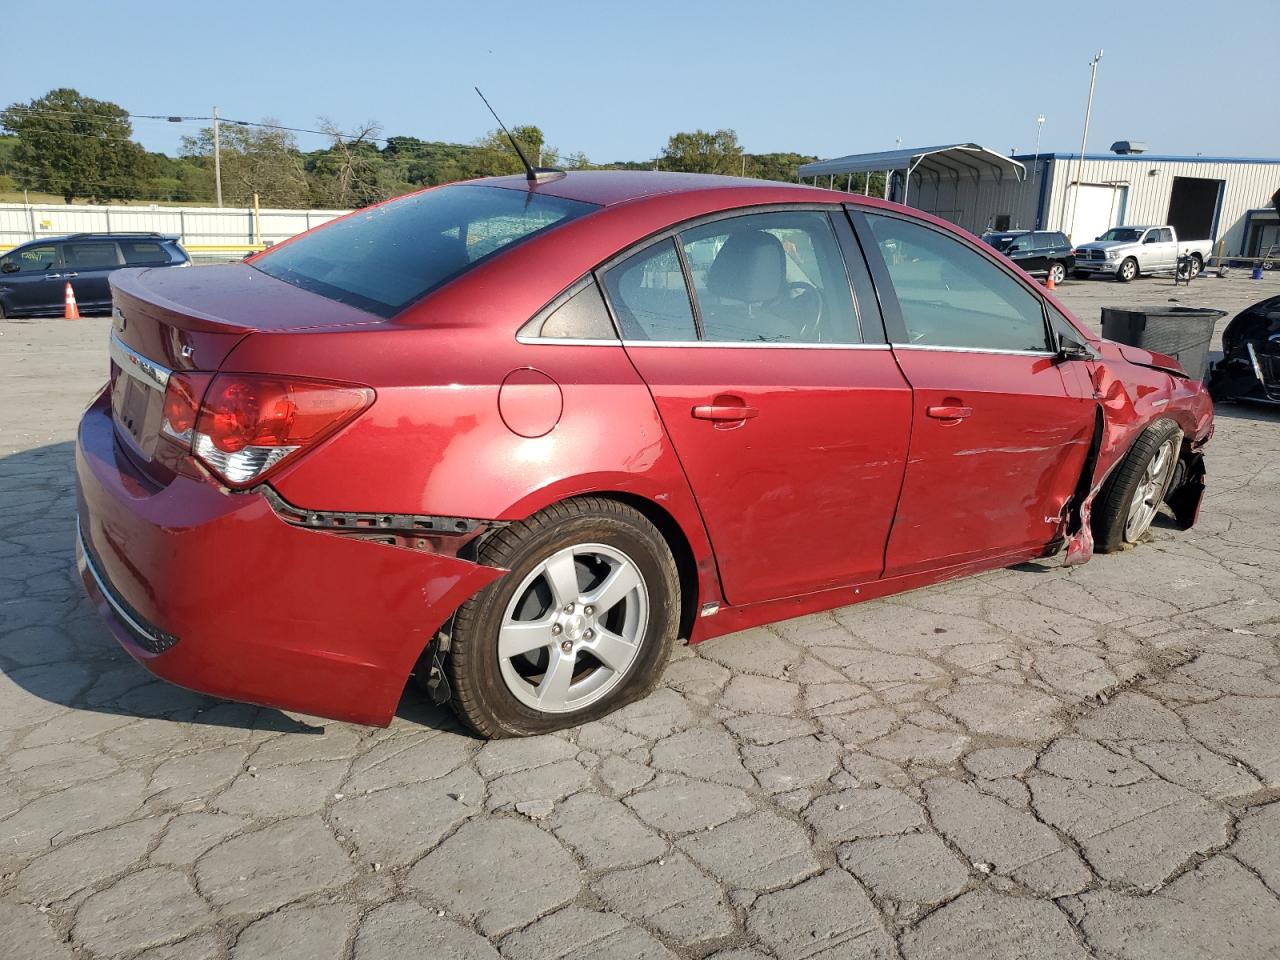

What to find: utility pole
left=1064, top=52, right=1102, bottom=242
left=1021, top=114, right=1046, bottom=226
left=212, top=105, right=223, bottom=208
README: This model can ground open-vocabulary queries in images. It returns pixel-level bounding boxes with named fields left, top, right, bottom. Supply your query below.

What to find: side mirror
left=0, top=262, right=18, bottom=274
left=1056, top=333, right=1096, bottom=363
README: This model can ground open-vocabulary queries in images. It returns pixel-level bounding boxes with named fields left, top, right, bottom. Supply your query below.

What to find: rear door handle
left=63, top=272, right=78, bottom=279
left=926, top=405, right=973, bottom=420
left=692, top=403, right=759, bottom=422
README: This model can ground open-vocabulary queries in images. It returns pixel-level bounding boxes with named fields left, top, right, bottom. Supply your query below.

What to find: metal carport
left=797, top=144, right=1025, bottom=206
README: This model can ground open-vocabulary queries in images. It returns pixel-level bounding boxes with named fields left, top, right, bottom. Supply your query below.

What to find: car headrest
left=706, top=230, right=785, bottom=304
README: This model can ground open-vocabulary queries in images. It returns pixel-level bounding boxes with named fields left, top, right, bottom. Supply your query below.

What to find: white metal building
left=798, top=145, right=1280, bottom=258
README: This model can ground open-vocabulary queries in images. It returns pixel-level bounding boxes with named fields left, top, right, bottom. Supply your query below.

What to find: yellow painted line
left=184, top=244, right=268, bottom=252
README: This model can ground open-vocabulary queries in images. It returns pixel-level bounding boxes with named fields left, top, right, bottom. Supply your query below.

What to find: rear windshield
left=251, top=185, right=599, bottom=317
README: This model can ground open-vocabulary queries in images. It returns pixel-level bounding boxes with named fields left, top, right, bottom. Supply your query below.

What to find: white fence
left=0, top=202, right=351, bottom=260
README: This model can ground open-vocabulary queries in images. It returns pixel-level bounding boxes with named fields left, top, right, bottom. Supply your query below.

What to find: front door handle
left=692, top=403, right=759, bottom=422
left=926, top=405, right=973, bottom=420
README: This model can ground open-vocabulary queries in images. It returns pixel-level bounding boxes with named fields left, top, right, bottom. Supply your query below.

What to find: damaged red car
left=76, top=171, right=1214, bottom=737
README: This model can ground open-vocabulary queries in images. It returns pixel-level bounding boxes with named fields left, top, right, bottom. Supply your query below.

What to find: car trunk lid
left=107, top=264, right=382, bottom=482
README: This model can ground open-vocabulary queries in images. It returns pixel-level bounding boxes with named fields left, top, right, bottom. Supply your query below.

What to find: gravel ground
left=1, top=271, right=1279, bottom=960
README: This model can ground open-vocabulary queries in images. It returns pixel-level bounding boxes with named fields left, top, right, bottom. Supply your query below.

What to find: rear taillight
left=161, top=372, right=212, bottom=445
left=162, top=373, right=372, bottom=489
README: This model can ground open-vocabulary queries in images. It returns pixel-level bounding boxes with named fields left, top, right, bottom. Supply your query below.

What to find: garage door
left=1065, top=184, right=1126, bottom=245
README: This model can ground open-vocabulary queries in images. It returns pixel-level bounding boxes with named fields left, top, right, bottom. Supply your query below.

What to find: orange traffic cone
left=64, top=282, right=80, bottom=320
left=1045, top=271, right=1057, bottom=291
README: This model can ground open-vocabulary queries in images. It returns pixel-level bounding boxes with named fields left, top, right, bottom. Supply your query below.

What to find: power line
left=5, top=105, right=387, bottom=144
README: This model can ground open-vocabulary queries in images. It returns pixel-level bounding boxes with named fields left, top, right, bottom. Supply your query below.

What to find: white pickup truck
left=1072, top=225, right=1213, bottom=282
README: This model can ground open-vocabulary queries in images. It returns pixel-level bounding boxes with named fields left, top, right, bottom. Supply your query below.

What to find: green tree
left=181, top=121, right=311, bottom=207
left=661, top=129, right=744, bottom=175
left=0, top=88, right=146, bottom=203
left=308, top=119, right=390, bottom=207
left=474, top=125, right=558, bottom=176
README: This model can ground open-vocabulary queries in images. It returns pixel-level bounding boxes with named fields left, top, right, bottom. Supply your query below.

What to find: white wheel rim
left=1124, top=438, right=1178, bottom=542
left=497, top=543, right=648, bottom=714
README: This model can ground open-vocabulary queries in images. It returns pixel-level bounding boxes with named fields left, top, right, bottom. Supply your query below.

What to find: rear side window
left=252, top=185, right=599, bottom=318
left=63, top=242, right=123, bottom=269
left=865, top=213, right=1049, bottom=352
left=119, top=240, right=171, bottom=265
left=601, top=239, right=698, bottom=342
left=678, top=211, right=860, bottom=344
left=522, top=279, right=618, bottom=340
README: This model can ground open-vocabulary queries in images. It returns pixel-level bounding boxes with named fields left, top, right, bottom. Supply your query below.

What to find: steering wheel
left=783, top=281, right=823, bottom=339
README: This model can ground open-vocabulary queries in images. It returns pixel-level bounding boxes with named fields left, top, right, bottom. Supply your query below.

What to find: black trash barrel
left=1100, top=305, right=1226, bottom=380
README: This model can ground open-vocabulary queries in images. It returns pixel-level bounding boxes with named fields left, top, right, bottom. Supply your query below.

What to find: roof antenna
left=474, top=87, right=564, bottom=183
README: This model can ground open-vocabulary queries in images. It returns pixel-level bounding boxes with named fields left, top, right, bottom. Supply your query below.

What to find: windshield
left=252, top=185, right=599, bottom=317
left=1097, top=228, right=1142, bottom=242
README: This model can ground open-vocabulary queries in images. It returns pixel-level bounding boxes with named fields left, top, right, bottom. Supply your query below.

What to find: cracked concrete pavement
left=2, top=272, right=1279, bottom=959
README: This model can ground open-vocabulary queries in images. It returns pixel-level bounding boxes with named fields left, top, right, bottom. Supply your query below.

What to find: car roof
left=481, top=170, right=835, bottom=208
left=15, top=232, right=179, bottom=245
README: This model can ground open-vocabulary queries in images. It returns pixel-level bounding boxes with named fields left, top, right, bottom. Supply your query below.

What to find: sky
left=3, top=0, right=1275, bottom=163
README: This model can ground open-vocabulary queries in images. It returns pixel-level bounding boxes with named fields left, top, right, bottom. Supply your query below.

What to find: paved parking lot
left=2, top=272, right=1279, bottom=960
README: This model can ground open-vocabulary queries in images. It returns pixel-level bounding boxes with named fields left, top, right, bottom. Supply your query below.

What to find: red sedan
left=76, top=172, right=1213, bottom=736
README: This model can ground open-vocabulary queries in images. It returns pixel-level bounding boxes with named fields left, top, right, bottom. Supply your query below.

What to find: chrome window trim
left=515, top=336, right=621, bottom=347
left=622, top=340, right=892, bottom=351
left=891, top=343, right=1056, bottom=357
left=109, top=330, right=171, bottom=389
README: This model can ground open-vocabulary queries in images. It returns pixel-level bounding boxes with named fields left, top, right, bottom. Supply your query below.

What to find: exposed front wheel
left=1118, top=258, right=1138, bottom=282
left=1047, top=261, right=1066, bottom=285
left=445, top=497, right=680, bottom=737
left=1092, top=419, right=1183, bottom=552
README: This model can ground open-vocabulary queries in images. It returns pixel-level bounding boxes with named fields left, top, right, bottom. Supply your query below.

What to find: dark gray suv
left=981, top=230, right=1075, bottom=285
left=0, top=233, right=190, bottom=319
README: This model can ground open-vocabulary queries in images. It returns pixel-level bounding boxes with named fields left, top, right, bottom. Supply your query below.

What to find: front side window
left=678, top=211, right=859, bottom=343
left=865, top=213, right=1049, bottom=352
left=64, top=242, right=123, bottom=269
left=2, top=244, right=58, bottom=273
left=601, top=239, right=698, bottom=342
left=252, top=185, right=599, bottom=318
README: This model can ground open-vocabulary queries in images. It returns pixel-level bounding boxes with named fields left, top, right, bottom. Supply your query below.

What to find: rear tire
left=1189, top=254, right=1202, bottom=278
left=1091, top=419, right=1183, bottom=552
left=1118, top=258, right=1138, bottom=282
left=1047, top=261, right=1066, bottom=285
left=446, top=497, right=680, bottom=738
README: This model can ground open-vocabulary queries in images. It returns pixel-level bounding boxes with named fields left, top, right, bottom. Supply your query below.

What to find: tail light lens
left=162, top=373, right=373, bottom=489
left=161, top=372, right=212, bottom=445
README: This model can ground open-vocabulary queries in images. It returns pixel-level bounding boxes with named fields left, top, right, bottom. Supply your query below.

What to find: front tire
left=1117, top=258, right=1138, bottom=282
left=1092, top=419, right=1183, bottom=552
left=446, top=497, right=680, bottom=738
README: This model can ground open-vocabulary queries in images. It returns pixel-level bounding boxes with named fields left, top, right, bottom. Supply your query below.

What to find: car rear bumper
left=76, top=390, right=504, bottom=726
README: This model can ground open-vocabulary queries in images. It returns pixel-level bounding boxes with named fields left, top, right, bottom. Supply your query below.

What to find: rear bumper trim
left=76, top=524, right=181, bottom=655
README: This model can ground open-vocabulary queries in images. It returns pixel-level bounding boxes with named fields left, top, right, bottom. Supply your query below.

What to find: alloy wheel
left=1124, top=438, right=1177, bottom=541
left=497, top=543, right=649, bottom=713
